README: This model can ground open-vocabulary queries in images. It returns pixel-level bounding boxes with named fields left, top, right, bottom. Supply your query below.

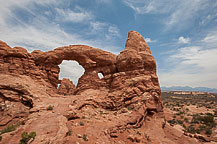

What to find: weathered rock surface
left=58, top=78, right=75, bottom=95
left=0, top=31, right=200, bottom=144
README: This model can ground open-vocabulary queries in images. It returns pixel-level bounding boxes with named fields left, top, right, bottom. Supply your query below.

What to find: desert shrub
left=168, top=119, right=177, bottom=125
left=176, top=112, right=180, bottom=115
left=173, top=115, right=176, bottom=118
left=80, top=121, right=84, bottom=126
left=127, top=106, right=134, bottom=111
left=0, top=121, right=24, bottom=135
left=184, top=117, right=189, bottom=123
left=168, top=119, right=183, bottom=125
left=136, top=131, right=141, bottom=135
left=191, top=113, right=215, bottom=128
left=177, top=120, right=183, bottom=125
left=66, top=130, right=72, bottom=136
left=191, top=114, right=202, bottom=124
left=0, top=125, right=16, bottom=135
left=199, top=125, right=206, bottom=131
left=203, top=115, right=214, bottom=125
left=186, top=125, right=196, bottom=134
left=205, top=113, right=213, bottom=116
left=179, top=111, right=184, bottom=115
left=47, top=105, right=53, bottom=110
left=83, top=134, right=88, bottom=141
left=195, top=128, right=201, bottom=134
left=205, top=129, right=212, bottom=135
left=19, top=131, right=36, bottom=144
left=144, top=133, right=151, bottom=142
left=0, top=135, right=2, bottom=141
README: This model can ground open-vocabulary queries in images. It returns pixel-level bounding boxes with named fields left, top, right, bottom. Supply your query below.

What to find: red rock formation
left=0, top=31, right=200, bottom=144
left=58, top=78, right=75, bottom=95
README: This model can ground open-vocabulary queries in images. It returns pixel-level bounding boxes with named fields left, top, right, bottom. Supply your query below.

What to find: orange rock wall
left=0, top=31, right=162, bottom=112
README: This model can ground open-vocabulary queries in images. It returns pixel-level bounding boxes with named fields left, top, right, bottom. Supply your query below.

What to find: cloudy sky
left=0, top=0, right=217, bottom=88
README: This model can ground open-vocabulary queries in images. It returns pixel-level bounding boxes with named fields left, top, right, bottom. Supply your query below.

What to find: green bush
left=199, top=125, right=206, bottom=131
left=136, top=131, right=142, bottom=135
left=19, top=131, right=36, bottom=144
left=191, top=114, right=203, bottom=124
left=0, top=125, right=16, bottom=135
left=127, top=106, right=134, bottom=111
left=83, top=134, right=88, bottom=141
left=80, top=121, right=84, bottom=126
left=203, top=115, right=214, bottom=126
left=184, top=118, right=189, bottom=123
left=205, top=129, right=212, bottom=135
left=195, top=128, right=201, bottom=134
left=0, top=121, right=24, bottom=135
left=186, top=125, right=196, bottom=134
left=191, top=113, right=216, bottom=128
left=66, top=130, right=72, bottom=136
left=177, top=120, right=183, bottom=125
left=47, top=105, right=53, bottom=111
left=168, top=119, right=177, bottom=125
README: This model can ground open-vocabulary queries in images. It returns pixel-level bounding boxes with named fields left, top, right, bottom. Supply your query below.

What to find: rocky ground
left=0, top=31, right=204, bottom=144
left=163, top=91, right=217, bottom=143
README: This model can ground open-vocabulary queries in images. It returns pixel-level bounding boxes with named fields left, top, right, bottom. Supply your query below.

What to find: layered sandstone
left=0, top=31, right=200, bottom=144
left=58, top=78, right=76, bottom=95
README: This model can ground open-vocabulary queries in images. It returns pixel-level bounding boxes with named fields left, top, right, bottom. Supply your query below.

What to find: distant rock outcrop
left=0, top=31, right=199, bottom=144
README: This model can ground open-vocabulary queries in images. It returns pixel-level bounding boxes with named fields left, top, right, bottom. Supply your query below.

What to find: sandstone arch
left=0, top=31, right=200, bottom=144
left=0, top=31, right=161, bottom=110
left=31, top=45, right=117, bottom=89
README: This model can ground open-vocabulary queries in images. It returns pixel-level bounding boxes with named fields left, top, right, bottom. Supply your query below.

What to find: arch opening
left=59, top=60, right=85, bottom=86
left=98, top=72, right=104, bottom=79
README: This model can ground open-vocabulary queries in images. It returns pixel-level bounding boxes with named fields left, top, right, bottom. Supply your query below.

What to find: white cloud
left=123, top=0, right=175, bottom=14
left=159, top=46, right=217, bottom=88
left=0, top=1, right=120, bottom=52
left=108, top=26, right=120, bottom=36
left=33, top=0, right=60, bottom=5
left=144, top=37, right=156, bottom=43
left=89, top=22, right=121, bottom=41
left=95, top=0, right=111, bottom=4
left=200, top=14, right=217, bottom=25
left=123, top=0, right=213, bottom=30
left=55, top=7, right=93, bottom=23
left=0, top=0, right=121, bottom=82
left=106, top=26, right=121, bottom=40
left=202, top=33, right=217, bottom=44
left=90, top=22, right=107, bottom=33
left=178, top=36, right=190, bottom=44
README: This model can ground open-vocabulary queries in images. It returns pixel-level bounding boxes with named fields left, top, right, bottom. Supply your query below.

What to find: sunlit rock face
left=0, top=31, right=198, bottom=144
